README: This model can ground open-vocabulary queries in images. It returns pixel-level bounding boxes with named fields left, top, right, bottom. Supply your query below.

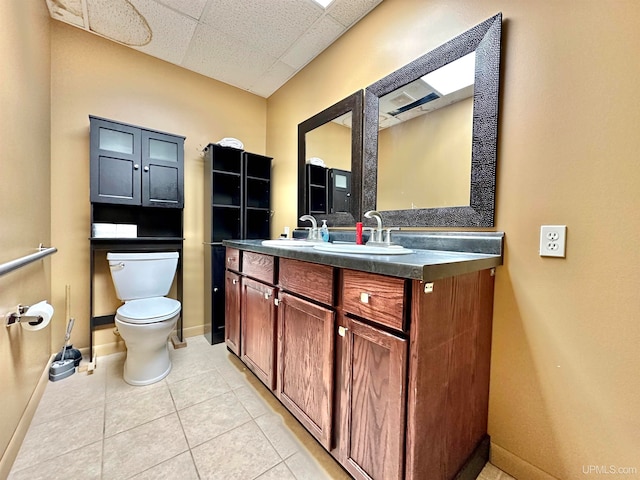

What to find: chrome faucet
left=364, top=210, right=383, bottom=244
left=299, top=215, right=319, bottom=241
left=364, top=210, right=400, bottom=246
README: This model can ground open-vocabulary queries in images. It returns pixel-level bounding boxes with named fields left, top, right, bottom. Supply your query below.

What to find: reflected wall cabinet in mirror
left=298, top=90, right=364, bottom=227
left=363, top=13, right=502, bottom=227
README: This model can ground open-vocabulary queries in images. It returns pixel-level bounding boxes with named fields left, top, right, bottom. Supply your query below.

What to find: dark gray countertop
left=222, top=237, right=503, bottom=282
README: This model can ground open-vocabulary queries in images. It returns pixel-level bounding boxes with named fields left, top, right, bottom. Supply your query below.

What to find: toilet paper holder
left=4, top=304, right=44, bottom=327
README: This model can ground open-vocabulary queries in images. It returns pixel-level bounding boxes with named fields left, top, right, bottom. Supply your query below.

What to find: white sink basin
left=261, top=239, right=317, bottom=248
left=312, top=243, right=413, bottom=255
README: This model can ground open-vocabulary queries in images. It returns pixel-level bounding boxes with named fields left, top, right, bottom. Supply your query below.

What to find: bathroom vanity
left=223, top=233, right=503, bottom=480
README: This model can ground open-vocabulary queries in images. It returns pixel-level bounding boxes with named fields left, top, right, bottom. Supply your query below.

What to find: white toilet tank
left=107, top=252, right=178, bottom=301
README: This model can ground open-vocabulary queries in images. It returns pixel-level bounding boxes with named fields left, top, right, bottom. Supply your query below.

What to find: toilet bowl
left=107, top=252, right=181, bottom=386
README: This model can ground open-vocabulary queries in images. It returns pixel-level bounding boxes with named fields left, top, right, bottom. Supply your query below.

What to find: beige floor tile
left=102, top=412, right=188, bottom=480
left=129, top=451, right=200, bottom=480
left=164, top=350, right=218, bottom=385
left=178, top=391, right=252, bottom=448
left=168, top=368, right=231, bottom=410
left=255, top=461, right=297, bottom=480
left=30, top=366, right=106, bottom=426
left=104, top=382, right=175, bottom=437
left=191, top=421, right=281, bottom=479
left=11, top=405, right=104, bottom=472
left=105, top=354, right=168, bottom=403
left=255, top=412, right=301, bottom=459
left=8, top=440, right=102, bottom=480
left=234, top=384, right=271, bottom=418
left=285, top=450, right=338, bottom=480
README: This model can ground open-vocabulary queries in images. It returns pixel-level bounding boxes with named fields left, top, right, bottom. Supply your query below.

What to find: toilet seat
left=116, top=297, right=181, bottom=324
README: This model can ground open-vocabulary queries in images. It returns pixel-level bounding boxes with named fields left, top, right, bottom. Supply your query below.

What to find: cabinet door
left=90, top=118, right=141, bottom=205
left=241, top=277, right=277, bottom=389
left=224, top=270, right=241, bottom=355
left=337, top=315, right=408, bottom=480
left=277, top=292, right=335, bottom=448
left=141, top=130, right=184, bottom=208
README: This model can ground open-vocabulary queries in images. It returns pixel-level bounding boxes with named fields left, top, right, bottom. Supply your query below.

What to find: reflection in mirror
left=298, top=90, right=364, bottom=227
left=305, top=114, right=352, bottom=214
left=363, top=13, right=502, bottom=227
left=378, top=52, right=475, bottom=210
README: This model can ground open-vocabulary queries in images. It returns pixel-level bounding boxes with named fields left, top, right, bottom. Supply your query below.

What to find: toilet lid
left=116, top=297, right=181, bottom=324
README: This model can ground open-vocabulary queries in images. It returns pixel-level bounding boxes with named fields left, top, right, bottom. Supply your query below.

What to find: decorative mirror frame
left=363, top=13, right=502, bottom=227
left=298, top=90, right=364, bottom=227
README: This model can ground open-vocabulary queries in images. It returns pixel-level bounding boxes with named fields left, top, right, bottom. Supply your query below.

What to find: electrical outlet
left=540, top=225, right=567, bottom=257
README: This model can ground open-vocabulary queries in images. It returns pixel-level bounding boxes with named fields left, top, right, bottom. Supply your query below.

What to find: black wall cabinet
left=90, top=116, right=184, bottom=208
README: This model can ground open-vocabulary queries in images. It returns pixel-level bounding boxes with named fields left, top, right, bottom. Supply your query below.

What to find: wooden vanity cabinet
left=335, top=314, right=408, bottom=480
left=334, top=269, right=409, bottom=480
left=277, top=258, right=336, bottom=449
left=240, top=277, right=277, bottom=390
left=224, top=270, right=241, bottom=355
left=239, top=251, right=278, bottom=390
left=226, top=249, right=496, bottom=480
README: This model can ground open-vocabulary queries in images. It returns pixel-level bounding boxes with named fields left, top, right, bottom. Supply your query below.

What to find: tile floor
left=10, top=335, right=515, bottom=480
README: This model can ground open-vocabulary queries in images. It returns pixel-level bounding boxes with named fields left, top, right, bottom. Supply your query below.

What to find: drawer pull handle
left=227, top=257, right=234, bottom=263
left=360, top=292, right=371, bottom=304
left=338, top=326, right=349, bottom=337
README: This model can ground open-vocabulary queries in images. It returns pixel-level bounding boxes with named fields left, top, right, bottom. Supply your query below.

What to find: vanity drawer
left=342, top=269, right=406, bottom=332
left=242, top=251, right=275, bottom=284
left=226, top=248, right=240, bottom=271
left=279, top=258, right=334, bottom=306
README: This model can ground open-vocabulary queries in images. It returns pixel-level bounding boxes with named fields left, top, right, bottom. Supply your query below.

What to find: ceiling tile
left=128, top=0, right=199, bottom=65
left=182, top=22, right=278, bottom=91
left=200, top=0, right=323, bottom=58
left=155, top=0, right=208, bottom=20
left=45, top=0, right=85, bottom=27
left=248, top=61, right=297, bottom=97
left=328, top=0, right=383, bottom=27
left=281, top=14, right=345, bottom=70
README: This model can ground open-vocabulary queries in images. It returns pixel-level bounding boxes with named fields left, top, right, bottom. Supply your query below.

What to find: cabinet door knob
left=144, top=166, right=149, bottom=172
left=213, top=287, right=218, bottom=292
left=264, top=292, right=271, bottom=300
left=232, top=279, right=238, bottom=285
left=338, top=326, right=349, bottom=337
left=134, top=164, right=140, bottom=170
left=359, top=292, right=371, bottom=304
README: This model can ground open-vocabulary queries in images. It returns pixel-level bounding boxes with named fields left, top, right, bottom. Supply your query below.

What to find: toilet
left=107, top=251, right=181, bottom=386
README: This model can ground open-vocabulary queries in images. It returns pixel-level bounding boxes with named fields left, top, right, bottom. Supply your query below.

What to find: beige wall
left=268, top=1, right=640, bottom=479
left=0, top=1, right=52, bottom=475
left=49, top=21, right=267, bottom=354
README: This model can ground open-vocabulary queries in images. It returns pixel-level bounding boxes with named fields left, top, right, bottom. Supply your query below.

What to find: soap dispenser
left=320, top=220, right=330, bottom=242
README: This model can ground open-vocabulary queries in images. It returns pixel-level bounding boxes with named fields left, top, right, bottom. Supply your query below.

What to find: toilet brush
left=49, top=318, right=76, bottom=382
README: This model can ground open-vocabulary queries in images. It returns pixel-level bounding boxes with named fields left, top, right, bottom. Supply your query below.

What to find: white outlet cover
left=540, top=225, right=567, bottom=258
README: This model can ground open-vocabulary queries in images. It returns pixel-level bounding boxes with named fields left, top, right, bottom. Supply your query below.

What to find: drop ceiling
left=45, top=0, right=383, bottom=98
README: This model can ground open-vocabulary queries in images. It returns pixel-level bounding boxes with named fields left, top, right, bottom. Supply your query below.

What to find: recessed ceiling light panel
left=312, top=0, right=335, bottom=8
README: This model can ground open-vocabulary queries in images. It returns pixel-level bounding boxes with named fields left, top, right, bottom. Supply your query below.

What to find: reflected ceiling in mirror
left=363, top=13, right=502, bottom=227
left=298, top=90, right=364, bottom=226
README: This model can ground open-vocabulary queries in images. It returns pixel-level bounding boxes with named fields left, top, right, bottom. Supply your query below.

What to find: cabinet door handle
left=338, top=326, right=349, bottom=337
left=359, top=292, right=371, bottom=304
left=227, top=257, right=234, bottom=263
left=133, top=164, right=140, bottom=170
left=213, top=287, right=218, bottom=292
left=232, top=279, right=238, bottom=285
left=264, top=292, right=271, bottom=300
left=144, top=166, right=149, bottom=172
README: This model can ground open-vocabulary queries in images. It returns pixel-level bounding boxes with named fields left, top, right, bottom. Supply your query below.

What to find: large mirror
left=298, top=90, right=364, bottom=226
left=362, top=13, right=502, bottom=227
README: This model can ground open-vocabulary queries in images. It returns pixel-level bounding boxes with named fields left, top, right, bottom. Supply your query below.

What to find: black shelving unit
left=306, top=163, right=328, bottom=215
left=204, top=144, right=272, bottom=344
